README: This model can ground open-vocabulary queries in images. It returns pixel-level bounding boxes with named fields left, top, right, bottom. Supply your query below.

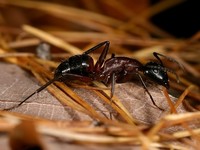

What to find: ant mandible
left=4, top=41, right=182, bottom=111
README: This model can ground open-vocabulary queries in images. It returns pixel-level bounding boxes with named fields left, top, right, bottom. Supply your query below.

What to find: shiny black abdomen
left=68, top=54, right=94, bottom=75
left=54, top=54, right=94, bottom=79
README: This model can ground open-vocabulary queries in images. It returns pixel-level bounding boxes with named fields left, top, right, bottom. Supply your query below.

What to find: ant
left=4, top=41, right=182, bottom=111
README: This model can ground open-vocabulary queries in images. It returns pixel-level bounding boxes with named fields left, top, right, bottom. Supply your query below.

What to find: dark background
left=151, top=0, right=199, bottom=38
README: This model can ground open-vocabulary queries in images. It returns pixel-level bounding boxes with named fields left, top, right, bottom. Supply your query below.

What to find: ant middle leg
left=110, top=73, right=116, bottom=99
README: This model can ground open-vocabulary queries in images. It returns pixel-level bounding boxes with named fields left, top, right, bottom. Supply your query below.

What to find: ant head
left=143, top=62, right=169, bottom=89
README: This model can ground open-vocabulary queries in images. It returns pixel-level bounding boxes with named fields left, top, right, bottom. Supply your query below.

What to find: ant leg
left=83, top=41, right=110, bottom=72
left=4, top=74, right=92, bottom=111
left=3, top=78, right=57, bottom=111
left=61, top=73, right=93, bottom=83
left=137, top=73, right=164, bottom=111
left=93, top=41, right=110, bottom=71
left=84, top=41, right=110, bottom=55
left=110, top=73, right=116, bottom=98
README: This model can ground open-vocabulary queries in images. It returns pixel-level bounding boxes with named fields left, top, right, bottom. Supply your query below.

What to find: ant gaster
left=4, top=41, right=182, bottom=111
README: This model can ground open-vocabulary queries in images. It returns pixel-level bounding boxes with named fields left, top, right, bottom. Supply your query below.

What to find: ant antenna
left=153, top=52, right=164, bottom=66
left=153, top=52, right=184, bottom=83
left=3, top=77, right=58, bottom=111
left=153, top=52, right=185, bottom=70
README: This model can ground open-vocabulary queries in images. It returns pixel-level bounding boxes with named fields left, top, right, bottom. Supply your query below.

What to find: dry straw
left=0, top=0, right=200, bottom=149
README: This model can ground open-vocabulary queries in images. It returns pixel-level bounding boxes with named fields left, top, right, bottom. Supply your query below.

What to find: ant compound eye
left=144, top=70, right=149, bottom=74
left=153, top=69, right=158, bottom=73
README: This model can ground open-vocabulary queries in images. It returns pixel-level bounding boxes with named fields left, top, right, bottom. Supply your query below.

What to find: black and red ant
left=4, top=41, right=182, bottom=111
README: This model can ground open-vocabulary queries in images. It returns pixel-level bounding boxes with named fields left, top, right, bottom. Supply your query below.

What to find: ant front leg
left=137, top=73, right=164, bottom=111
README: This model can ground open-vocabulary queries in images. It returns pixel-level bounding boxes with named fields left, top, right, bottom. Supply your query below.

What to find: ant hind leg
left=84, top=41, right=110, bottom=56
left=3, top=78, right=57, bottom=111
left=83, top=41, right=110, bottom=72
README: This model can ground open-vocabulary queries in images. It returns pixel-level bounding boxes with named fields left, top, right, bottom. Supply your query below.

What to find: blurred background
left=0, top=0, right=199, bottom=38
left=151, top=0, right=199, bottom=38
